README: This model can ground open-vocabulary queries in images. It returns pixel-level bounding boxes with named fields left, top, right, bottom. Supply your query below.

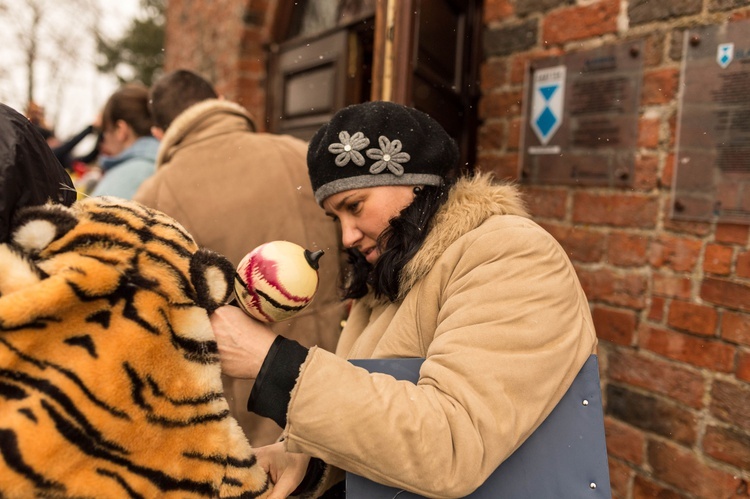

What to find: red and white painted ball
left=233, top=240, right=323, bottom=323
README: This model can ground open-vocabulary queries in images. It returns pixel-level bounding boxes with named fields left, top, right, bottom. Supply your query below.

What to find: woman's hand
left=209, top=305, right=277, bottom=379
left=256, top=441, right=311, bottom=498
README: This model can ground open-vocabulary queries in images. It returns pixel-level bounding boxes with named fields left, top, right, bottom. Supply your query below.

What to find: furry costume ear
left=189, top=248, right=235, bottom=313
left=11, top=204, right=78, bottom=255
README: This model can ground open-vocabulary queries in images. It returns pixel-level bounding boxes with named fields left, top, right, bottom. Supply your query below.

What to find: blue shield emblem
left=531, top=65, right=566, bottom=146
left=717, top=43, right=734, bottom=69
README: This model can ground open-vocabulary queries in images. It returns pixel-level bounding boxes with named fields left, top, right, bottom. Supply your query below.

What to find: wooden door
left=267, top=0, right=376, bottom=140
left=268, top=0, right=480, bottom=172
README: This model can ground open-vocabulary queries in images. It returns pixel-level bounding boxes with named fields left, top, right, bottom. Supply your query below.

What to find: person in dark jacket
left=0, top=103, right=77, bottom=242
left=51, top=123, right=102, bottom=171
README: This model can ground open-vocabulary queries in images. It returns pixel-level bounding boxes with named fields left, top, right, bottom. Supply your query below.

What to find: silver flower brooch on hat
left=328, top=131, right=411, bottom=176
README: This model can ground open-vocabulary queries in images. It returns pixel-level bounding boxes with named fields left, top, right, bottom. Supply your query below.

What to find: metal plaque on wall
left=520, top=40, right=643, bottom=187
left=672, top=20, right=750, bottom=225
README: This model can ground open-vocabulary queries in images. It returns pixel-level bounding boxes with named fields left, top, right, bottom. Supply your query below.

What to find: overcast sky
left=0, top=0, right=141, bottom=139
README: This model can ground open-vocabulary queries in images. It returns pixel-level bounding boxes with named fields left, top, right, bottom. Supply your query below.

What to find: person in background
left=90, top=83, right=158, bottom=199
left=133, top=69, right=345, bottom=448
left=0, top=103, right=76, bottom=242
left=52, top=121, right=102, bottom=172
left=22, top=101, right=102, bottom=195
left=209, top=101, right=599, bottom=497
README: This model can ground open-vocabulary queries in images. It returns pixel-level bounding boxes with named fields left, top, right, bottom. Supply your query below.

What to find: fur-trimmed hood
left=397, top=173, right=529, bottom=300
left=156, top=99, right=257, bottom=167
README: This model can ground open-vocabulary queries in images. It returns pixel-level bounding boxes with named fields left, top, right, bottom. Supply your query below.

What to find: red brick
left=237, top=56, right=265, bottom=74
left=660, top=153, right=675, bottom=189
left=669, top=107, right=680, bottom=145
left=577, top=268, right=648, bottom=309
left=648, top=296, right=666, bottom=321
left=507, top=118, right=522, bottom=151
left=480, top=58, right=507, bottom=92
left=608, top=232, right=649, bottom=267
left=648, top=234, right=702, bottom=273
left=722, top=311, right=750, bottom=346
left=633, top=154, right=659, bottom=191
left=731, top=9, right=750, bottom=21
left=640, top=33, right=665, bottom=68
left=483, top=0, right=514, bottom=23
left=509, top=48, right=564, bottom=85
left=632, top=475, right=683, bottom=498
left=639, top=326, right=735, bottom=372
left=477, top=121, right=505, bottom=152
left=667, top=300, right=718, bottom=337
left=710, top=379, right=750, bottom=429
left=662, top=217, right=713, bottom=237
left=478, top=90, right=523, bottom=120
left=638, top=116, right=660, bottom=149
left=522, top=188, right=567, bottom=219
left=593, top=307, right=637, bottom=346
left=703, top=243, right=733, bottom=276
left=701, top=277, right=750, bottom=313
left=647, top=439, right=742, bottom=498
left=475, top=152, right=520, bottom=181
left=738, top=350, right=750, bottom=383
left=607, top=384, right=697, bottom=445
left=542, top=0, right=619, bottom=45
left=608, top=457, right=633, bottom=499
left=573, top=193, right=659, bottom=228
left=607, top=348, right=705, bottom=408
left=641, top=67, right=680, bottom=106
left=703, top=424, right=750, bottom=470
left=737, top=250, right=750, bottom=279
left=605, top=417, right=645, bottom=465
left=715, top=223, right=750, bottom=244
left=662, top=201, right=712, bottom=236
left=240, top=27, right=265, bottom=50
left=544, top=226, right=605, bottom=264
left=652, top=273, right=692, bottom=299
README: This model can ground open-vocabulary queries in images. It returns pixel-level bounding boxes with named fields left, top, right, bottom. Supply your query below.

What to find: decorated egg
left=233, top=240, right=323, bottom=323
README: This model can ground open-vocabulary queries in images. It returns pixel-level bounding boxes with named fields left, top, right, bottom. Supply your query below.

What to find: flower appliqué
left=328, top=131, right=370, bottom=167
left=366, top=136, right=411, bottom=176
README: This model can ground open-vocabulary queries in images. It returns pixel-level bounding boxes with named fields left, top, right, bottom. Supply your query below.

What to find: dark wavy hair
left=342, top=178, right=457, bottom=302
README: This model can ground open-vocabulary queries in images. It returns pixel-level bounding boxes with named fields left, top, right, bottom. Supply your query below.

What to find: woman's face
left=323, top=185, right=416, bottom=264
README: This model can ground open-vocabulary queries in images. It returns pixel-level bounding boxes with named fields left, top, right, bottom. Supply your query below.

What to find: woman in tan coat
left=210, top=101, right=598, bottom=498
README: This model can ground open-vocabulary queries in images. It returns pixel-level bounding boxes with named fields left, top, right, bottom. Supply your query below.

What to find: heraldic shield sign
left=531, top=65, right=566, bottom=147
left=672, top=19, right=750, bottom=225
left=520, top=40, right=643, bottom=187
left=717, top=42, right=734, bottom=69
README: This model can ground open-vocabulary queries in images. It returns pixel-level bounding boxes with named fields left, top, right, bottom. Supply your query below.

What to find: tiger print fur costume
left=0, top=196, right=272, bottom=498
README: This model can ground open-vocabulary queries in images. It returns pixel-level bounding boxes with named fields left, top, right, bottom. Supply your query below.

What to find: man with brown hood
left=133, top=70, right=345, bottom=447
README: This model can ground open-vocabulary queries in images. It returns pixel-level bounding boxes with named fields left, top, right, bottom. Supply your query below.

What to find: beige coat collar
left=395, top=173, right=530, bottom=301
left=156, top=99, right=256, bottom=167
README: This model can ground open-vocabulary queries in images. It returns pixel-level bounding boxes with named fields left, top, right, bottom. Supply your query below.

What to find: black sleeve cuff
left=247, top=335, right=309, bottom=428
left=291, top=457, right=326, bottom=496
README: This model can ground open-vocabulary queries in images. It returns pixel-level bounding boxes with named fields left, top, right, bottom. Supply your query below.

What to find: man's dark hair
left=149, top=69, right=218, bottom=130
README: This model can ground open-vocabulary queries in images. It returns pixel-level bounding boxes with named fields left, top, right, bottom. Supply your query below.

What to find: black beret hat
left=307, top=101, right=459, bottom=205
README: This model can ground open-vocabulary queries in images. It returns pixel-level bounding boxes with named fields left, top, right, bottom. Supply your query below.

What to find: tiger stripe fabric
left=0, top=197, right=272, bottom=498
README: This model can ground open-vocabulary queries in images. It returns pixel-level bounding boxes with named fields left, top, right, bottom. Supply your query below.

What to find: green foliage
left=96, top=0, right=166, bottom=86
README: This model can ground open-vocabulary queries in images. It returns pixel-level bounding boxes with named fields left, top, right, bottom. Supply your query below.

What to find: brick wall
left=164, top=0, right=272, bottom=130
left=481, top=1, right=750, bottom=497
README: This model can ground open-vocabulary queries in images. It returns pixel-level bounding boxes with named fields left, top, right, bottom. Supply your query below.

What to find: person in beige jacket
left=209, top=101, right=598, bottom=498
left=133, top=69, right=345, bottom=448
